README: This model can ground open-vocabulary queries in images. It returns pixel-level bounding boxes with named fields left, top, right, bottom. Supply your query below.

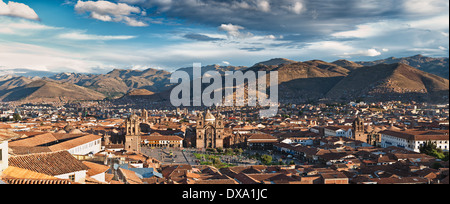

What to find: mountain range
left=0, top=55, right=448, bottom=104
left=0, top=79, right=105, bottom=103
left=356, top=54, right=449, bottom=79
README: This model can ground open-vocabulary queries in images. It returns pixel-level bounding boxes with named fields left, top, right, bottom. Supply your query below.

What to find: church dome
left=205, top=110, right=216, bottom=121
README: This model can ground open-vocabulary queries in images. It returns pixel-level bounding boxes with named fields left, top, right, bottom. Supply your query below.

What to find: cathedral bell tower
left=125, top=114, right=141, bottom=152
left=352, top=116, right=367, bottom=143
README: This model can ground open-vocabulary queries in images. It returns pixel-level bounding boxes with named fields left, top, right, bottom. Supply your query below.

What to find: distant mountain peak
left=326, top=63, right=449, bottom=102
left=253, top=58, right=297, bottom=66
left=356, top=54, right=449, bottom=79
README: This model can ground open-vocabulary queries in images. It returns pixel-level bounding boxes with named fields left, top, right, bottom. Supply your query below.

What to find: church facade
left=184, top=110, right=249, bottom=149
left=194, top=110, right=225, bottom=149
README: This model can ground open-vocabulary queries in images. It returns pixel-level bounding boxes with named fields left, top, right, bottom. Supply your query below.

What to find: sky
left=0, top=0, right=448, bottom=74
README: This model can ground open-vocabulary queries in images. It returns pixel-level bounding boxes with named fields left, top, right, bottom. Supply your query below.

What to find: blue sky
left=0, top=0, right=448, bottom=74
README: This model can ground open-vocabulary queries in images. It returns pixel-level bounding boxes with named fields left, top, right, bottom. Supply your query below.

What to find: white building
left=82, top=161, right=110, bottom=183
left=64, top=135, right=102, bottom=155
left=0, top=133, right=21, bottom=173
left=142, top=135, right=183, bottom=148
left=324, top=126, right=353, bottom=138
left=380, top=130, right=449, bottom=153
left=0, top=139, right=8, bottom=173
left=8, top=133, right=102, bottom=156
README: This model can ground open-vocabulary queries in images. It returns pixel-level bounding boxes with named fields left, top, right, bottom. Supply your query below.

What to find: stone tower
left=352, top=116, right=367, bottom=143
left=195, top=110, right=225, bottom=149
left=125, top=114, right=141, bottom=152
left=141, top=109, right=148, bottom=123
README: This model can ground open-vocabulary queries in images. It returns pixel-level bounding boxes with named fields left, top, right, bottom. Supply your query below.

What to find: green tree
left=213, top=157, right=221, bottom=165
left=225, top=148, right=234, bottom=155
left=13, top=113, right=22, bottom=122
left=420, top=141, right=446, bottom=160
left=261, top=154, right=273, bottom=165
left=234, top=148, right=243, bottom=155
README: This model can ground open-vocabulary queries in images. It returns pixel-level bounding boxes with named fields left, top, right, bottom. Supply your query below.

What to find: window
left=69, top=174, right=75, bottom=181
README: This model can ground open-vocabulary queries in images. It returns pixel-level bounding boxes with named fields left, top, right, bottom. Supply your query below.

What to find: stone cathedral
left=195, top=110, right=225, bottom=149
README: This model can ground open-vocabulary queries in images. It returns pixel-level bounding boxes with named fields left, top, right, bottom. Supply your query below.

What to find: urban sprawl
left=0, top=101, right=448, bottom=184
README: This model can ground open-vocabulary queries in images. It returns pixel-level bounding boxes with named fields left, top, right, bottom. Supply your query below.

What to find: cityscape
left=0, top=0, right=449, bottom=191
left=1, top=98, right=449, bottom=185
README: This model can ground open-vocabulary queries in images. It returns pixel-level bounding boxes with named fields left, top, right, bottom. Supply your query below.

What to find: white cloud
left=264, top=35, right=277, bottom=39
left=58, top=31, right=137, bottom=41
left=332, top=24, right=377, bottom=38
left=75, top=0, right=140, bottom=16
left=0, top=42, right=102, bottom=73
left=0, top=0, right=39, bottom=20
left=219, top=23, right=254, bottom=39
left=289, top=1, right=304, bottom=14
left=0, top=39, right=160, bottom=73
left=277, top=0, right=304, bottom=14
left=305, top=41, right=354, bottom=52
left=408, top=15, right=449, bottom=31
left=332, top=21, right=400, bottom=39
left=90, top=11, right=113, bottom=21
left=364, top=49, right=382, bottom=57
left=0, top=17, right=60, bottom=35
left=329, top=15, right=448, bottom=59
left=74, top=0, right=148, bottom=27
left=222, top=61, right=230, bottom=65
left=121, top=16, right=148, bottom=27
left=257, top=0, right=271, bottom=12
left=344, top=49, right=382, bottom=57
left=302, top=40, right=385, bottom=58
left=403, top=0, right=449, bottom=15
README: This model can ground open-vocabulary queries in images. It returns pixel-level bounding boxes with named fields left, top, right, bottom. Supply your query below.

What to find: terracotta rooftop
left=3, top=178, right=72, bottom=184
left=8, top=151, right=89, bottom=176
left=119, top=168, right=143, bottom=184
left=82, top=161, right=110, bottom=177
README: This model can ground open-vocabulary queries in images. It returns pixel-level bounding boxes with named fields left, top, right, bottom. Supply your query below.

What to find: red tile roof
left=8, top=151, right=89, bottom=176
left=4, top=178, right=72, bottom=184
